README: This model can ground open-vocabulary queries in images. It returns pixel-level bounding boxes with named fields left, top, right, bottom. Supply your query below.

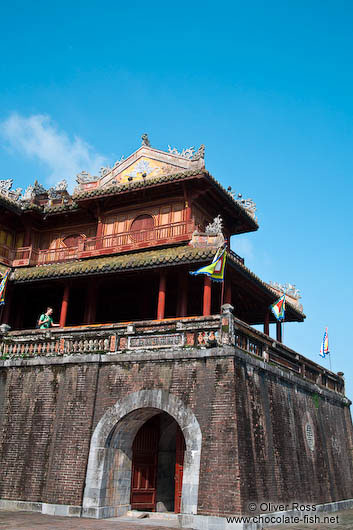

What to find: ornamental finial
left=141, top=133, right=151, bottom=147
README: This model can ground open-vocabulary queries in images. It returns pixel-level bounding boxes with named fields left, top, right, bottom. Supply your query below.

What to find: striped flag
left=319, top=328, right=329, bottom=358
left=0, top=269, right=10, bottom=306
left=190, top=246, right=227, bottom=282
left=270, top=293, right=286, bottom=321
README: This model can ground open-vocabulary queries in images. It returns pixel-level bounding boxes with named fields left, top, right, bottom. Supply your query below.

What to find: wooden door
left=130, top=417, right=160, bottom=511
left=174, top=425, right=186, bottom=513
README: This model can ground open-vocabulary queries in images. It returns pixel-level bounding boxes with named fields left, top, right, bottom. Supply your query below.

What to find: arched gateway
left=82, top=390, right=202, bottom=519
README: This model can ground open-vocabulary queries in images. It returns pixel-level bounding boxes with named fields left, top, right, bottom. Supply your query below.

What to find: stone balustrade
left=0, top=307, right=345, bottom=396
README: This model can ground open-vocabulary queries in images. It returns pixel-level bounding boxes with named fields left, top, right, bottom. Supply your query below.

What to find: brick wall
left=0, top=351, right=352, bottom=517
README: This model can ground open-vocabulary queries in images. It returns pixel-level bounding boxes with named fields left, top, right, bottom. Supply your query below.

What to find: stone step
left=126, top=510, right=179, bottom=520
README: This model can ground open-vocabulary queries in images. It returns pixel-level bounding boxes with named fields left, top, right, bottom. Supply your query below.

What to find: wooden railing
left=0, top=311, right=345, bottom=396
left=1, top=220, right=195, bottom=267
left=0, top=244, right=13, bottom=266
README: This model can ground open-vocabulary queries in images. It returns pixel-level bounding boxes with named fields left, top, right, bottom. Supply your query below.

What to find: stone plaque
left=128, top=333, right=184, bottom=349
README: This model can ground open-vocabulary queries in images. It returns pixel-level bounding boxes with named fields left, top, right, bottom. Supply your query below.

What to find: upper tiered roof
left=0, top=135, right=258, bottom=234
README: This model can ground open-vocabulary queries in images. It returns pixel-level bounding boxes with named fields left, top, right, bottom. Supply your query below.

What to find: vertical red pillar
left=157, top=272, right=166, bottom=320
left=264, top=310, right=270, bottom=336
left=59, top=284, right=70, bottom=327
left=203, top=276, right=212, bottom=316
left=276, top=321, right=282, bottom=343
left=177, top=272, right=188, bottom=317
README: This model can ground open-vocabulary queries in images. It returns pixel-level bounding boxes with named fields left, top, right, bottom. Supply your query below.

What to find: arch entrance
left=82, top=390, right=201, bottom=519
left=130, top=412, right=186, bottom=513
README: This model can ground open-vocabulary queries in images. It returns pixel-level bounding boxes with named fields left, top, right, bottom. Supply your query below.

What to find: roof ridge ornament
left=167, top=144, right=205, bottom=161
left=205, top=215, right=223, bottom=235
left=0, top=179, right=22, bottom=202
left=141, top=133, right=151, bottom=147
left=269, top=281, right=301, bottom=300
left=227, top=188, right=257, bottom=219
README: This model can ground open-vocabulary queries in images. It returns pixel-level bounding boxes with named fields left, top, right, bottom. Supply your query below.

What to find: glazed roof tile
left=11, top=245, right=215, bottom=282
left=9, top=244, right=303, bottom=320
left=73, top=169, right=258, bottom=229
left=0, top=169, right=258, bottom=230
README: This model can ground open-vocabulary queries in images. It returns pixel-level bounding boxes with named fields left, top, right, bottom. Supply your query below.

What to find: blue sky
left=1, top=2, right=352, bottom=396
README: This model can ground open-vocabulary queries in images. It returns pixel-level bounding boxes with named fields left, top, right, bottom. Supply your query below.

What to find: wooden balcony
left=3, top=220, right=196, bottom=267
left=0, top=311, right=345, bottom=397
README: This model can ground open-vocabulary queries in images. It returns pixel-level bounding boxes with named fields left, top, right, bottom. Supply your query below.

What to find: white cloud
left=1, top=113, right=106, bottom=189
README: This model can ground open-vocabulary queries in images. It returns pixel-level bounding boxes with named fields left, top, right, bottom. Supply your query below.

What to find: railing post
left=220, top=304, right=235, bottom=345
left=203, top=276, right=212, bottom=316
left=59, top=284, right=70, bottom=327
left=157, top=272, right=166, bottom=320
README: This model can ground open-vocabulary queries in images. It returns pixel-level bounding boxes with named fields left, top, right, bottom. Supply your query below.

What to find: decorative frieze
left=128, top=333, right=184, bottom=349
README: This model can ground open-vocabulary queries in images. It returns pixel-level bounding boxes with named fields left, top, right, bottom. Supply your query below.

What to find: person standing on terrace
left=38, top=307, right=60, bottom=329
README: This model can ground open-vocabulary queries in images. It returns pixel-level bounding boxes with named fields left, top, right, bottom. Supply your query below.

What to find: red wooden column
left=157, top=272, right=166, bottom=320
left=276, top=321, right=282, bottom=343
left=59, top=284, right=70, bottom=327
left=264, top=310, right=270, bottom=336
left=203, top=276, right=212, bottom=316
left=177, top=272, right=188, bottom=317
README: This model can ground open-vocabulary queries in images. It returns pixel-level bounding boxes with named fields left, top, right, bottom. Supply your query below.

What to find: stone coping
left=0, top=346, right=348, bottom=406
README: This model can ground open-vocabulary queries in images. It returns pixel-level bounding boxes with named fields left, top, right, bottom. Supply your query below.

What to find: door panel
left=131, top=417, right=160, bottom=511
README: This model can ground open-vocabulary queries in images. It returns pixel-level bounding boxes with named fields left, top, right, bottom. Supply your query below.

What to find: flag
left=190, top=246, right=227, bottom=282
left=319, top=328, right=329, bottom=358
left=0, top=268, right=10, bottom=306
left=270, top=293, right=286, bottom=321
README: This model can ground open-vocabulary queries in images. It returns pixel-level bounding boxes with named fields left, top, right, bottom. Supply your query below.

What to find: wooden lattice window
left=63, top=234, right=83, bottom=248
left=130, top=215, right=154, bottom=242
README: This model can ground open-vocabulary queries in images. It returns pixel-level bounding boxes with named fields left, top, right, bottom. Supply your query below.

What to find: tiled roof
left=0, top=194, right=21, bottom=213
left=73, top=169, right=258, bottom=229
left=11, top=245, right=216, bottom=282
left=10, top=244, right=303, bottom=320
left=227, top=251, right=305, bottom=319
left=0, top=169, right=258, bottom=229
left=73, top=169, right=201, bottom=200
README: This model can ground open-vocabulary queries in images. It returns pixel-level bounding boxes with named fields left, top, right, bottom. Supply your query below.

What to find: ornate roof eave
left=10, top=245, right=216, bottom=283
left=0, top=194, right=22, bottom=215
left=73, top=169, right=259, bottom=231
left=227, top=252, right=305, bottom=322
left=9, top=244, right=303, bottom=320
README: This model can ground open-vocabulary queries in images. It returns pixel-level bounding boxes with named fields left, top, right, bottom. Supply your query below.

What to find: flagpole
left=220, top=242, right=227, bottom=310
left=281, top=319, right=284, bottom=343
